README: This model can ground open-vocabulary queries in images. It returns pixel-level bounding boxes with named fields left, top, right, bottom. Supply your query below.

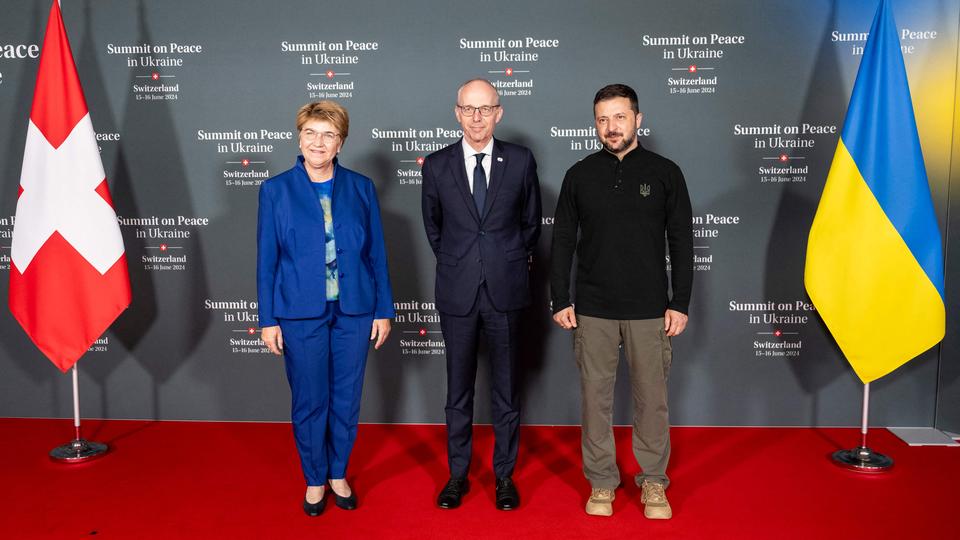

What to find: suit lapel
left=293, top=157, right=326, bottom=226
left=330, top=161, right=348, bottom=224
left=481, top=138, right=506, bottom=220
left=448, top=140, right=480, bottom=223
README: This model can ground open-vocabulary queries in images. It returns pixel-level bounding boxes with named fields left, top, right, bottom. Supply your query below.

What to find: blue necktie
left=473, top=153, right=486, bottom=214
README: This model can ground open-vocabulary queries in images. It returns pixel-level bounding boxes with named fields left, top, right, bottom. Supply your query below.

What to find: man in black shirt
left=550, top=84, right=693, bottom=519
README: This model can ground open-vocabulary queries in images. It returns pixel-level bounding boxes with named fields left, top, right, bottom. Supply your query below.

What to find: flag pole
left=831, top=383, right=892, bottom=472
left=49, top=365, right=108, bottom=463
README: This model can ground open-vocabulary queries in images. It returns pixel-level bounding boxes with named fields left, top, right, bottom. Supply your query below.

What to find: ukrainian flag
left=805, top=0, right=945, bottom=383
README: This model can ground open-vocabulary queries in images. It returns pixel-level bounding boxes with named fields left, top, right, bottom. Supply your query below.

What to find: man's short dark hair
left=593, top=84, right=639, bottom=114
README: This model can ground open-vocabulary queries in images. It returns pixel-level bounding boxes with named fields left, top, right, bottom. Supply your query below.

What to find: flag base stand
left=49, top=438, right=108, bottom=463
left=831, top=446, right=893, bottom=473
left=49, top=366, right=109, bottom=463
left=831, top=383, right=893, bottom=473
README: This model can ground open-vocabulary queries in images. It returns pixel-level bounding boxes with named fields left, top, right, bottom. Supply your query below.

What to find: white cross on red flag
left=9, top=0, right=131, bottom=372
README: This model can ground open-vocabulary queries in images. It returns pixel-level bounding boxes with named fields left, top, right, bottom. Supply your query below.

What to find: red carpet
left=1, top=419, right=957, bottom=539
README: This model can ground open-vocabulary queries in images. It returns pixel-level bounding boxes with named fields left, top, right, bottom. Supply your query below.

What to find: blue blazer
left=257, top=157, right=395, bottom=326
left=421, top=138, right=541, bottom=316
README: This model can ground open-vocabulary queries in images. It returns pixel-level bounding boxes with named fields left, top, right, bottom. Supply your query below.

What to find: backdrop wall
left=1, top=0, right=957, bottom=427
left=935, top=21, right=960, bottom=434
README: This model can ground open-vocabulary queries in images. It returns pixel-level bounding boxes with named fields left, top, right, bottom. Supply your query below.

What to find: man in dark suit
left=421, top=79, right=541, bottom=511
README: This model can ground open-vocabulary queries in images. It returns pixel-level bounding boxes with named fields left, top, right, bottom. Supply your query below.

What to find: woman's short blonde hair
left=295, top=100, right=349, bottom=140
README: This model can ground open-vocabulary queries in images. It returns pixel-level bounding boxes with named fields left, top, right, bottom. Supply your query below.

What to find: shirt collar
left=462, top=138, right=494, bottom=159
left=599, top=142, right=644, bottom=163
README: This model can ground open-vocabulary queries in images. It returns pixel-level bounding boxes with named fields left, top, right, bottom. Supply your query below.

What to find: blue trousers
left=279, top=302, right=373, bottom=486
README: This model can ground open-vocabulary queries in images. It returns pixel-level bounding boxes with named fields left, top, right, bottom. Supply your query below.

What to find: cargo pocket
left=660, top=327, right=673, bottom=381
left=573, top=324, right=585, bottom=370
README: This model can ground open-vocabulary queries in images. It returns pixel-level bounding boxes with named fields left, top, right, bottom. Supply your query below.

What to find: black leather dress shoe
left=495, top=477, right=519, bottom=511
left=334, top=491, right=358, bottom=510
left=303, top=497, right=326, bottom=517
left=437, top=477, right=470, bottom=509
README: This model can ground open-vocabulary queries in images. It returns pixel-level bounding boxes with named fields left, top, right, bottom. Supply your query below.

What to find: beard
left=601, top=130, right=636, bottom=154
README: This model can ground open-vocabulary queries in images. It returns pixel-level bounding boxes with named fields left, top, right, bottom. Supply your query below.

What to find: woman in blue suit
left=257, top=101, right=394, bottom=516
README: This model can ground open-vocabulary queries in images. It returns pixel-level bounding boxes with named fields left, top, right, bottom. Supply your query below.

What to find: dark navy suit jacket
left=421, top=138, right=541, bottom=316
left=257, top=157, right=395, bottom=327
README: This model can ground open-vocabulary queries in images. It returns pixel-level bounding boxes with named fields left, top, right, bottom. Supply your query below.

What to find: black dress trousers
left=440, top=283, right=521, bottom=479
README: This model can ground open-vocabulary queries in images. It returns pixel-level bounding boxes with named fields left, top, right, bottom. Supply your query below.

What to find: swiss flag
left=9, top=1, right=131, bottom=372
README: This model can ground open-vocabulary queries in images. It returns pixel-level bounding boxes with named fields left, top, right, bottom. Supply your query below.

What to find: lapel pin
left=497, top=157, right=503, bottom=162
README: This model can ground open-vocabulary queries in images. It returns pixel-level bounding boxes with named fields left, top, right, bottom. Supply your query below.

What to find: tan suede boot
left=640, top=480, right=672, bottom=519
left=585, top=488, right=615, bottom=516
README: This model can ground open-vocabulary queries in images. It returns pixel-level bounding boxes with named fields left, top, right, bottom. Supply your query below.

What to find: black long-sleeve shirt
left=550, top=144, right=693, bottom=319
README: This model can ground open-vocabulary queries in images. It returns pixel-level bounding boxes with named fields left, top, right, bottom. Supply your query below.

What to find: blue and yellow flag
left=804, top=0, right=945, bottom=383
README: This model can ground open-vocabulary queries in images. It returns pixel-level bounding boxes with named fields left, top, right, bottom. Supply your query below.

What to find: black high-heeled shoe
left=303, top=493, right=327, bottom=516
left=333, top=491, right=357, bottom=510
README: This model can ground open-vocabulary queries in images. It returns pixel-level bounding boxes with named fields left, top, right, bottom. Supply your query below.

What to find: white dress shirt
left=461, top=138, right=494, bottom=193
